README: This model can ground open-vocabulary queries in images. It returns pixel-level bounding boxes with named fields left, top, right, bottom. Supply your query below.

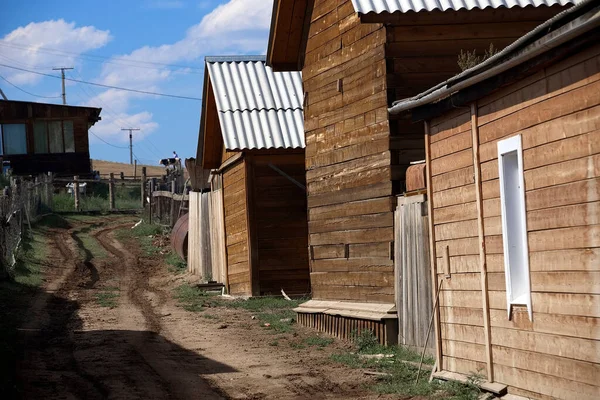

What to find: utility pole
left=121, top=128, right=140, bottom=165
left=52, top=67, right=74, bottom=105
left=0, top=87, right=7, bottom=100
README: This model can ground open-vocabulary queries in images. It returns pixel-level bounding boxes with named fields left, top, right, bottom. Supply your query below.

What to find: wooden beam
left=470, top=102, right=494, bottom=382
left=424, top=121, right=443, bottom=368
left=432, top=370, right=507, bottom=395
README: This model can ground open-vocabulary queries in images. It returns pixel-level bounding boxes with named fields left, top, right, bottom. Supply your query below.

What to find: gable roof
left=350, top=0, right=577, bottom=15
left=388, top=0, right=599, bottom=119
left=197, top=56, right=305, bottom=167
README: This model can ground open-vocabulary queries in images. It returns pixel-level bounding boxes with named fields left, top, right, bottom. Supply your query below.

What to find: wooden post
left=471, top=103, right=494, bottom=382
left=149, top=179, right=155, bottom=224
left=170, top=190, right=176, bottom=227
left=46, top=172, right=53, bottom=209
left=134, top=160, right=137, bottom=180
left=141, top=167, right=147, bottom=208
left=73, top=175, right=80, bottom=211
left=120, top=172, right=125, bottom=180
left=424, top=122, right=443, bottom=369
left=109, top=173, right=115, bottom=210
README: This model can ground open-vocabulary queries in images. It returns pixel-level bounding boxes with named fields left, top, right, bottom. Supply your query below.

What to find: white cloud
left=0, top=20, right=111, bottom=85
left=85, top=0, right=273, bottom=143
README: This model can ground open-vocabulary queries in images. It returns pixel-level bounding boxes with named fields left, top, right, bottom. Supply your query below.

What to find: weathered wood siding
left=303, top=0, right=395, bottom=304
left=385, top=7, right=561, bottom=176
left=250, top=152, right=310, bottom=296
left=222, top=156, right=251, bottom=295
left=302, top=1, right=563, bottom=305
left=428, top=42, right=600, bottom=400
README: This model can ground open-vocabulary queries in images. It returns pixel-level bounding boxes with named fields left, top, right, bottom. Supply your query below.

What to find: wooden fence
left=187, top=192, right=211, bottom=277
left=395, top=193, right=433, bottom=351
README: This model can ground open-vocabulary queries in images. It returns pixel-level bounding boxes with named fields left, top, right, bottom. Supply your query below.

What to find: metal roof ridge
left=205, top=55, right=267, bottom=63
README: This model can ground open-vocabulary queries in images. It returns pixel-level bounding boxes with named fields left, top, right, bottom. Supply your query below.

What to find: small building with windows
left=0, top=99, right=102, bottom=176
left=390, top=2, right=599, bottom=398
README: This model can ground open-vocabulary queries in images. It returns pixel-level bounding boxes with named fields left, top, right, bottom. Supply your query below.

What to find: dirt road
left=14, top=216, right=383, bottom=400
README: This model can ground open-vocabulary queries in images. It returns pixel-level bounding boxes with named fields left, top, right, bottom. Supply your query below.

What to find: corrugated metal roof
left=206, top=57, right=304, bottom=151
left=350, top=0, right=577, bottom=14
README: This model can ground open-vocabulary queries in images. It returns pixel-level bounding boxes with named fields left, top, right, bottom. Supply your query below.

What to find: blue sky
left=0, top=0, right=273, bottom=164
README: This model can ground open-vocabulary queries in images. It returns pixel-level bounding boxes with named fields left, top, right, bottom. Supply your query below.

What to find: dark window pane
left=2, top=124, right=27, bottom=155
left=34, top=121, right=48, bottom=154
left=49, top=121, right=63, bottom=153
left=64, top=121, right=75, bottom=153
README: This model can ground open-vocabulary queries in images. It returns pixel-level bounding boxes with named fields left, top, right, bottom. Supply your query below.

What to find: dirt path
left=15, top=216, right=383, bottom=400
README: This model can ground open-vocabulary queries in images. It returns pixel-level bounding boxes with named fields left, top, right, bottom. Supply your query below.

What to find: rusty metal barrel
left=171, top=213, right=189, bottom=261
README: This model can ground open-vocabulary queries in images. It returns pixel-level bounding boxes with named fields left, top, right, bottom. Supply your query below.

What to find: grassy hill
left=92, top=160, right=165, bottom=178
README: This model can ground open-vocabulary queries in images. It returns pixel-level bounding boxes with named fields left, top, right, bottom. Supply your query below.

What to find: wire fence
left=0, top=175, right=53, bottom=280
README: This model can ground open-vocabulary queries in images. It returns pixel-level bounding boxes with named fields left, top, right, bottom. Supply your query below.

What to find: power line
left=0, top=74, right=62, bottom=99
left=89, top=130, right=129, bottom=149
left=0, top=41, right=204, bottom=72
left=0, top=63, right=203, bottom=101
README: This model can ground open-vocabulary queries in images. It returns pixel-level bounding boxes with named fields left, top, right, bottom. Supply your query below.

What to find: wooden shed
left=0, top=100, right=101, bottom=176
left=267, top=0, right=573, bottom=344
left=197, top=56, right=310, bottom=297
left=391, top=2, right=600, bottom=398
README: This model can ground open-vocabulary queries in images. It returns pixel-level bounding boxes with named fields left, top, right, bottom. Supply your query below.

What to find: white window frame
left=497, top=134, right=532, bottom=320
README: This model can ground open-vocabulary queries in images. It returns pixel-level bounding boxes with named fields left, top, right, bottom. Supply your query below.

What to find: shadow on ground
left=1, top=276, right=236, bottom=400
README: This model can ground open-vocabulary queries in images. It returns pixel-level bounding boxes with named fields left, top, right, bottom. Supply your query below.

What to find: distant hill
left=92, top=160, right=166, bottom=178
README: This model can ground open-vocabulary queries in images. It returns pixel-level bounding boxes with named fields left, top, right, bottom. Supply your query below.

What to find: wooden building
left=391, top=1, right=600, bottom=398
left=0, top=100, right=102, bottom=176
left=266, top=0, right=574, bottom=343
left=196, top=56, right=310, bottom=296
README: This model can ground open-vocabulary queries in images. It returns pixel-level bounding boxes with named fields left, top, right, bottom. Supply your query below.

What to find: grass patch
left=116, top=222, right=164, bottom=257
left=95, top=288, right=120, bottom=308
left=52, top=183, right=142, bottom=212
left=224, top=297, right=302, bottom=333
left=165, top=252, right=186, bottom=273
left=72, top=224, right=109, bottom=261
left=304, top=336, right=334, bottom=348
left=329, top=330, right=481, bottom=399
left=202, top=313, right=219, bottom=320
left=173, top=284, right=220, bottom=312
left=0, top=223, right=53, bottom=395
left=289, top=342, right=306, bottom=350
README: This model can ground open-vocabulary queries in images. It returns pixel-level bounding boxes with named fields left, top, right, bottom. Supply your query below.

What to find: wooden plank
left=433, top=184, right=476, bottom=209
left=432, top=370, right=507, bottom=395
left=425, top=121, right=443, bottom=369
left=439, top=307, right=484, bottom=327
left=312, top=244, right=345, bottom=260
left=488, top=291, right=600, bottom=318
left=311, top=283, right=394, bottom=304
left=433, top=202, right=478, bottom=225
left=431, top=149, right=473, bottom=176
left=493, top=364, right=599, bottom=400
left=489, top=308, right=599, bottom=340
left=310, top=257, right=393, bottom=273
left=310, top=271, right=393, bottom=287
left=309, top=212, right=393, bottom=233
left=434, top=219, right=478, bottom=241
left=307, top=181, right=392, bottom=208
left=309, top=226, right=393, bottom=246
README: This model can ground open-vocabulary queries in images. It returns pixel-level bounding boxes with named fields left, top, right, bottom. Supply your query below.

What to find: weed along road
left=7, top=214, right=421, bottom=400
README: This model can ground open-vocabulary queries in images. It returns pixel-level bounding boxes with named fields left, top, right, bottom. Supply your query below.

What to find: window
left=0, top=124, right=27, bottom=155
left=497, top=135, right=532, bottom=320
left=33, top=120, right=76, bottom=154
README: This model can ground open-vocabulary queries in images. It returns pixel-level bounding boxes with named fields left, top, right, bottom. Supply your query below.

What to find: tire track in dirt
left=18, top=222, right=110, bottom=399
left=93, top=224, right=228, bottom=400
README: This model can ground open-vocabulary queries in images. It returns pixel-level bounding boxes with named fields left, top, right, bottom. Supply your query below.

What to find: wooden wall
left=385, top=6, right=562, bottom=177
left=222, top=156, right=251, bottom=295
left=427, top=42, right=600, bottom=400
left=303, top=0, right=395, bottom=304
left=249, top=152, right=310, bottom=296
left=0, top=101, right=99, bottom=175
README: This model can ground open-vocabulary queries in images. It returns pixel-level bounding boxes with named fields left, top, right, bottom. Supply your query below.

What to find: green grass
left=52, top=182, right=142, bottom=212
left=173, top=284, right=220, bottom=312
left=330, top=330, right=479, bottom=399
left=116, top=222, right=164, bottom=257
left=165, top=251, right=187, bottom=273
left=224, top=297, right=303, bottom=333
left=0, top=219, right=54, bottom=396
left=95, top=288, right=120, bottom=308
left=304, top=336, right=334, bottom=348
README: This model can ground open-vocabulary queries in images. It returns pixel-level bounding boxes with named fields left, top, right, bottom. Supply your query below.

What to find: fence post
left=74, top=176, right=80, bottom=211
left=134, top=160, right=137, bottom=180
left=46, top=172, right=53, bottom=210
left=109, top=173, right=115, bottom=210
left=141, top=167, right=147, bottom=208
